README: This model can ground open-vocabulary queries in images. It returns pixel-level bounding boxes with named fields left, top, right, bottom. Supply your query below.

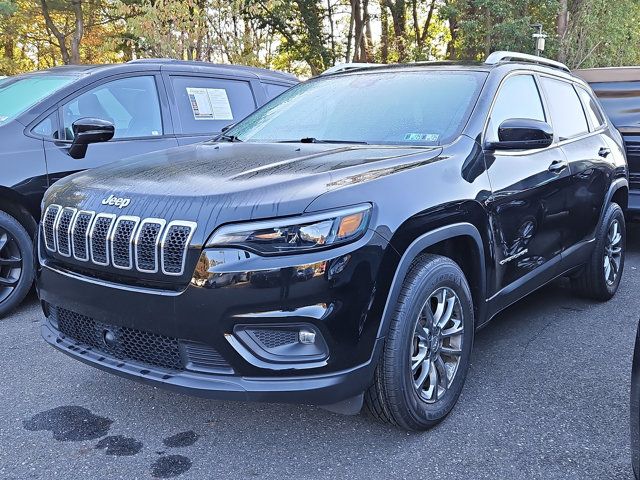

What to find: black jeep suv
left=37, top=52, right=628, bottom=430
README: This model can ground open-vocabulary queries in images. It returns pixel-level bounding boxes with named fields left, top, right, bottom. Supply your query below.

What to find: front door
left=43, top=74, right=178, bottom=186
left=483, top=74, right=571, bottom=303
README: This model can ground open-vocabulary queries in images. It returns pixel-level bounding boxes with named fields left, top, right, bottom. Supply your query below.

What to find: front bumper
left=41, top=322, right=382, bottom=405
left=37, top=230, right=391, bottom=405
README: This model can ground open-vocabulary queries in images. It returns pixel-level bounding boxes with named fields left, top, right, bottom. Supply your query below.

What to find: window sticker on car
left=404, top=133, right=439, bottom=142
left=186, top=87, right=234, bottom=121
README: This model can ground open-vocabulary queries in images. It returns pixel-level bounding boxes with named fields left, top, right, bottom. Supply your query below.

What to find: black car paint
left=632, top=320, right=640, bottom=479
left=37, top=63, right=628, bottom=407
left=1, top=61, right=297, bottom=224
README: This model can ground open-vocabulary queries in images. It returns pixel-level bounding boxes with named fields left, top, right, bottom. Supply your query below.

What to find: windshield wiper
left=278, top=137, right=368, bottom=145
left=217, top=133, right=243, bottom=143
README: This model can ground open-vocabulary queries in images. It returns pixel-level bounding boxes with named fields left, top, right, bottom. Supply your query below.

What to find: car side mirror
left=486, top=118, right=554, bottom=151
left=68, top=118, right=115, bottom=159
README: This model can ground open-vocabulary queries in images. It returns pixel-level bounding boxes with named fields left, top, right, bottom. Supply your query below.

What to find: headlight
left=206, top=204, right=372, bottom=255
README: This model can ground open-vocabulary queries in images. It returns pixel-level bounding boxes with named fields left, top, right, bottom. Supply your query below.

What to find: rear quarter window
left=262, top=83, right=291, bottom=100
left=170, top=76, right=257, bottom=135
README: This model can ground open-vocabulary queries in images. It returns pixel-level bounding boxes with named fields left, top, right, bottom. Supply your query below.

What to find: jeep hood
left=44, top=141, right=442, bottom=242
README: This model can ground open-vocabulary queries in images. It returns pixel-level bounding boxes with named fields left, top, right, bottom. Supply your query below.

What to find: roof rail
left=485, top=51, right=570, bottom=73
left=321, top=63, right=382, bottom=75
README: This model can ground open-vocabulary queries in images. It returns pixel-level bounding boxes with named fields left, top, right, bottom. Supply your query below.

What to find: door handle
left=548, top=159, right=568, bottom=173
left=598, top=147, right=611, bottom=158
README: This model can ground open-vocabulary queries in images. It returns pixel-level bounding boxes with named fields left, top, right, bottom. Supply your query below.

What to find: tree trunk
left=70, top=0, right=83, bottom=64
left=380, top=3, right=389, bottom=63
left=557, top=0, right=569, bottom=63
left=363, top=0, right=373, bottom=61
left=346, top=0, right=355, bottom=62
left=39, top=0, right=71, bottom=64
left=351, top=0, right=364, bottom=62
left=384, top=0, right=406, bottom=61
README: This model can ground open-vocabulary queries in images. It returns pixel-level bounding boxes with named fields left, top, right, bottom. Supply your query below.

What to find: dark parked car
left=0, top=60, right=297, bottom=316
left=575, top=68, right=640, bottom=216
left=632, top=320, right=640, bottom=478
left=37, top=52, right=628, bottom=430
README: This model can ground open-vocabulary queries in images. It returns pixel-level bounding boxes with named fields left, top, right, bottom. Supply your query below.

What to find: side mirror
left=486, top=118, right=553, bottom=151
left=68, top=118, right=115, bottom=159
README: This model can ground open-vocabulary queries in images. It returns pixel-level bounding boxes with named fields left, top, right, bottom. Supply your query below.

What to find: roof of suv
left=32, top=59, right=298, bottom=84
left=321, top=52, right=577, bottom=81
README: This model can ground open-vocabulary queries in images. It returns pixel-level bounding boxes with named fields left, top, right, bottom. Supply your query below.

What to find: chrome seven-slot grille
left=42, top=204, right=196, bottom=276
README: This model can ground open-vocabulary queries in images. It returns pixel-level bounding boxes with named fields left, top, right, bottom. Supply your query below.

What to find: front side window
left=486, top=75, right=545, bottom=143
left=576, top=86, right=605, bottom=130
left=0, top=74, right=76, bottom=126
left=540, top=77, right=589, bottom=141
left=63, top=76, right=162, bottom=140
left=228, top=71, right=487, bottom=146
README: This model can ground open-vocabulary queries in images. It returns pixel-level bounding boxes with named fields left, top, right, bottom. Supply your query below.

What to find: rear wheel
left=571, top=202, right=625, bottom=301
left=365, top=254, right=474, bottom=430
left=0, top=210, right=34, bottom=318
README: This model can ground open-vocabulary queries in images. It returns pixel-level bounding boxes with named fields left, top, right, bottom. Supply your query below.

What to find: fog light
left=298, top=329, right=316, bottom=344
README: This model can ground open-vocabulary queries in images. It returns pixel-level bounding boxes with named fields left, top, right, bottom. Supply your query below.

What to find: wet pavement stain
left=162, top=430, right=199, bottom=448
left=23, top=406, right=113, bottom=441
left=150, top=455, right=192, bottom=478
left=95, top=435, right=143, bottom=456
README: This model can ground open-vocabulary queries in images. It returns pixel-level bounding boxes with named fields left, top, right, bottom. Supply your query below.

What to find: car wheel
left=0, top=210, right=35, bottom=318
left=571, top=202, right=625, bottom=301
left=365, top=254, right=474, bottom=430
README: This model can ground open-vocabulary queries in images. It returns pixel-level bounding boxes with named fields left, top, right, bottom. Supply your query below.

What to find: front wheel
left=571, top=202, right=625, bottom=301
left=365, top=254, right=474, bottom=430
left=0, top=210, right=35, bottom=318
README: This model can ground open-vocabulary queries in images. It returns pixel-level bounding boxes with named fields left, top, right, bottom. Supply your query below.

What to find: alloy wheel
left=0, top=227, right=22, bottom=304
left=411, top=287, right=464, bottom=403
left=604, top=219, right=623, bottom=286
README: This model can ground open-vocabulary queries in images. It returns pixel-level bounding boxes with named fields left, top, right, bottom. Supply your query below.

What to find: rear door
left=165, top=74, right=258, bottom=146
left=484, top=73, right=571, bottom=299
left=42, top=73, right=178, bottom=184
left=538, top=78, right=610, bottom=253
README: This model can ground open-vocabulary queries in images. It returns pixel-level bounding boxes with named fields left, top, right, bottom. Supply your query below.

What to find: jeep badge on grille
left=101, top=195, right=131, bottom=209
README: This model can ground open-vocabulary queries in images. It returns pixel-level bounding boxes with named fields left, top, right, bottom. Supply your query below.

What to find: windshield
left=0, top=74, right=77, bottom=126
left=228, top=70, right=487, bottom=146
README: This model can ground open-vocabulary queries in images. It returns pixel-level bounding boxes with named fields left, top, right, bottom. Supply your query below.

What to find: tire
left=571, top=202, right=625, bottom=301
left=0, top=210, right=35, bottom=318
left=365, top=254, right=474, bottom=430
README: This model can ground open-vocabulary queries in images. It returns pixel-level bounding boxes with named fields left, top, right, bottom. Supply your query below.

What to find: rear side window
left=540, top=77, right=589, bottom=141
left=62, top=76, right=163, bottom=140
left=575, top=86, right=605, bottom=130
left=262, top=83, right=291, bottom=100
left=171, top=76, right=256, bottom=135
left=487, top=75, right=545, bottom=143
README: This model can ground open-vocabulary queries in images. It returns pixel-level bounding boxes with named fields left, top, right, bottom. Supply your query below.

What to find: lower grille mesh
left=50, top=305, right=232, bottom=373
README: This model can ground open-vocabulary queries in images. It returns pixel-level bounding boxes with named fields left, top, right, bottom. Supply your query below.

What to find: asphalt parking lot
left=1, top=227, right=638, bottom=480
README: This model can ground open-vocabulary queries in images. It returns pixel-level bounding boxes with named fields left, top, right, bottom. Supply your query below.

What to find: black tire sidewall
left=599, top=204, right=626, bottom=298
left=0, top=211, right=35, bottom=318
left=387, top=257, right=474, bottom=429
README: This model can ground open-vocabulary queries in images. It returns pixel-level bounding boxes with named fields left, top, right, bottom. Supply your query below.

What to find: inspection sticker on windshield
left=186, top=87, right=234, bottom=121
left=404, top=133, right=439, bottom=142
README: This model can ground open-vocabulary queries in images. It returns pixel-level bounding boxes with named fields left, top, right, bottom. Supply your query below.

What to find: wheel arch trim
left=375, top=222, right=486, bottom=341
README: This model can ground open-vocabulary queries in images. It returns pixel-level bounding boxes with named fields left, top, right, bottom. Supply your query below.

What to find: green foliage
left=1, top=0, right=640, bottom=75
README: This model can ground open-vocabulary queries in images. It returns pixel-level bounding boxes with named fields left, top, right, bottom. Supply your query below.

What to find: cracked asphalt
left=1, top=226, right=639, bottom=480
